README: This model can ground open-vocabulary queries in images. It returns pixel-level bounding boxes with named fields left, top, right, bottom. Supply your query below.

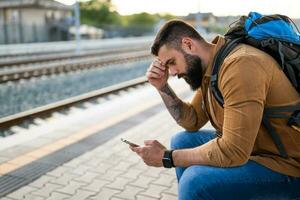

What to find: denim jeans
left=170, top=130, right=300, bottom=200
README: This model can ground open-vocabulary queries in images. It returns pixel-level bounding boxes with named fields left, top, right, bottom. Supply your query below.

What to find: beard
left=179, top=51, right=204, bottom=91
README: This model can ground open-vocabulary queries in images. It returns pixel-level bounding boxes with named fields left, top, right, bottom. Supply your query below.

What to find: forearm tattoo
left=159, top=84, right=184, bottom=122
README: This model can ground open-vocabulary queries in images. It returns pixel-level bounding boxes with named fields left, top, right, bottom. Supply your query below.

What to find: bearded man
left=130, top=20, right=300, bottom=200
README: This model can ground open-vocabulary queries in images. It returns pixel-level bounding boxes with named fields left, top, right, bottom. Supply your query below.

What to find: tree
left=80, top=0, right=122, bottom=27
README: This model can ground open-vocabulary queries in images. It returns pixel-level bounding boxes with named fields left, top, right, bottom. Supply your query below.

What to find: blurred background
left=1, top=0, right=299, bottom=44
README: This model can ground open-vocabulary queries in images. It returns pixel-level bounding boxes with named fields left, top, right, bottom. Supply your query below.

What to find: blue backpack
left=211, top=12, right=300, bottom=158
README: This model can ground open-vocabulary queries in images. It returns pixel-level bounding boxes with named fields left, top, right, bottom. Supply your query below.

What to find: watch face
left=163, top=157, right=172, bottom=168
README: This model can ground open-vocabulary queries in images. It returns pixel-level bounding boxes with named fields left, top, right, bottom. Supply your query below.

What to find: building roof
left=184, top=12, right=214, bottom=21
left=0, top=0, right=72, bottom=10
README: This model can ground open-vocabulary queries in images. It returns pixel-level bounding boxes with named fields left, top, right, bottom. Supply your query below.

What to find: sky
left=56, top=0, right=300, bottom=18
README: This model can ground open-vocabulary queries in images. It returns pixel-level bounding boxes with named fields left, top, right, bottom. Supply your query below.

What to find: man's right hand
left=146, top=59, right=169, bottom=90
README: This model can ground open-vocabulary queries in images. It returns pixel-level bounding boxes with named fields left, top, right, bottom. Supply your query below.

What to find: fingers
left=144, top=140, right=157, bottom=146
left=146, top=60, right=167, bottom=79
left=130, top=145, right=139, bottom=152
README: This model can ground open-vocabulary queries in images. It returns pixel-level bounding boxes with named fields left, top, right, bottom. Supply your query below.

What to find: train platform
left=0, top=78, right=214, bottom=200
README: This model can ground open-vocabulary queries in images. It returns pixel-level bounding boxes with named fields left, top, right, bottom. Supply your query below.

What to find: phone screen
left=120, top=138, right=139, bottom=147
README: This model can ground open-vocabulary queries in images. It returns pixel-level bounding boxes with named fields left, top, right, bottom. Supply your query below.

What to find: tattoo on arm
left=159, top=84, right=184, bottom=122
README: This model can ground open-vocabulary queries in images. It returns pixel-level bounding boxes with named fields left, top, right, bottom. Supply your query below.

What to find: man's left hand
left=130, top=140, right=166, bottom=167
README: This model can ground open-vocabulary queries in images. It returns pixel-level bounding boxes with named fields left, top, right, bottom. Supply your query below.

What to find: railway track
left=0, top=76, right=148, bottom=136
left=0, top=49, right=151, bottom=83
left=0, top=45, right=149, bottom=67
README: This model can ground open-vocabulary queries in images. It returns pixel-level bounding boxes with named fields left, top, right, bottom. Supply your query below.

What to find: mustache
left=177, top=73, right=192, bottom=84
left=177, top=74, right=186, bottom=79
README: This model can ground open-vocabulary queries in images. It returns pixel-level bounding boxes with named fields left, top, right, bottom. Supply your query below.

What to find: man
left=130, top=20, right=300, bottom=199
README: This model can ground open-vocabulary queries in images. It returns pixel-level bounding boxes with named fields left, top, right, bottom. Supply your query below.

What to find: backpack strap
left=261, top=113, right=288, bottom=158
left=210, top=37, right=243, bottom=107
left=289, top=56, right=300, bottom=66
left=262, top=105, right=300, bottom=158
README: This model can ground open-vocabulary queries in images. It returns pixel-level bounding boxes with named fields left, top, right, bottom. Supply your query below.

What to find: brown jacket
left=178, top=36, right=300, bottom=177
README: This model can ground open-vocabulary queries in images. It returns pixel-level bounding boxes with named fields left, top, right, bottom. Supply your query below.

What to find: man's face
left=158, top=45, right=203, bottom=91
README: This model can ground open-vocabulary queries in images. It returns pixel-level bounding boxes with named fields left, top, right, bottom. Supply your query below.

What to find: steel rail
left=0, top=76, right=148, bottom=132
left=0, top=46, right=149, bottom=67
left=0, top=51, right=151, bottom=83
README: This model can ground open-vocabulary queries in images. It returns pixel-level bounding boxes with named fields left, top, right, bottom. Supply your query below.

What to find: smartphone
left=120, top=138, right=139, bottom=147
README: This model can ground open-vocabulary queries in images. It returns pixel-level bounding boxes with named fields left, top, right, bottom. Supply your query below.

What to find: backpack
left=210, top=12, right=300, bottom=158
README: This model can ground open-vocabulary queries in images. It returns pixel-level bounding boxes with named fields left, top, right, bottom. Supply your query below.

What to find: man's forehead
left=157, top=45, right=178, bottom=64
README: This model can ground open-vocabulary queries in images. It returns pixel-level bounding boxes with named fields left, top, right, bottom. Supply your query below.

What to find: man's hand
left=130, top=140, right=167, bottom=167
left=146, top=59, right=169, bottom=90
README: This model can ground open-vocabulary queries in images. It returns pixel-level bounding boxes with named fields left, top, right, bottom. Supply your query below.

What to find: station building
left=0, top=0, right=73, bottom=44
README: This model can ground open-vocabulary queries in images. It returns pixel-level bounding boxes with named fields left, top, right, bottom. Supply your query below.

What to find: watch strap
left=163, top=150, right=175, bottom=168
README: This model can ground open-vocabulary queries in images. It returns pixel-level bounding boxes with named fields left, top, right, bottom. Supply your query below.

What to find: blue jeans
left=170, top=130, right=300, bottom=200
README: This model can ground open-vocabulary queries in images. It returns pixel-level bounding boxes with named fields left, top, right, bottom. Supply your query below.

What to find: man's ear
left=181, top=37, right=194, bottom=54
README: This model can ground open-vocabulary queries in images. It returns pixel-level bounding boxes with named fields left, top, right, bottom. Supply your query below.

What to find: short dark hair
left=151, top=19, right=204, bottom=56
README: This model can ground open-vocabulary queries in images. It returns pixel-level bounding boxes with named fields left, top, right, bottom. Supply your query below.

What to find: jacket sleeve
left=177, top=89, right=209, bottom=132
left=194, top=55, right=271, bottom=167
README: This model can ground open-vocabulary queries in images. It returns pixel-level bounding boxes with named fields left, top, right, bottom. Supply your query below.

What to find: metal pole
left=74, top=0, right=81, bottom=54
left=195, top=0, right=202, bottom=32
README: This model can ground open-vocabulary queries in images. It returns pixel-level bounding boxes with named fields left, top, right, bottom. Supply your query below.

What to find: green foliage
left=79, top=0, right=176, bottom=36
left=126, top=12, right=157, bottom=26
left=80, top=0, right=122, bottom=27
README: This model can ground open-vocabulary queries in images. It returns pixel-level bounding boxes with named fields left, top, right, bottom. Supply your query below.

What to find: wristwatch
left=162, top=150, right=175, bottom=168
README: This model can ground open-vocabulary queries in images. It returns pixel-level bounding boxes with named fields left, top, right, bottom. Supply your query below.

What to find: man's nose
left=168, top=68, right=178, bottom=76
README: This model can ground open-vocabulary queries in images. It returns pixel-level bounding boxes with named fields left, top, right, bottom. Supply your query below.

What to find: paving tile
left=103, top=154, right=123, bottom=166
left=131, top=161, right=148, bottom=170
left=23, top=193, right=46, bottom=200
left=129, top=175, right=156, bottom=189
left=135, top=195, right=157, bottom=200
left=29, top=175, right=57, bottom=188
left=91, top=148, right=115, bottom=160
left=120, top=168, right=143, bottom=180
left=83, top=158, right=102, bottom=168
left=163, top=181, right=178, bottom=196
left=50, top=172, right=79, bottom=186
left=141, top=167, right=164, bottom=178
left=62, top=158, right=84, bottom=168
left=113, top=185, right=145, bottom=200
left=82, top=179, right=110, bottom=192
left=106, top=177, right=134, bottom=190
left=110, top=198, right=126, bottom=200
left=56, top=181, right=87, bottom=195
left=96, top=170, right=123, bottom=182
left=7, top=185, right=38, bottom=199
left=88, top=188, right=121, bottom=200
left=152, top=174, right=175, bottom=187
left=73, top=171, right=99, bottom=183
left=138, top=184, right=169, bottom=199
left=161, top=168, right=176, bottom=176
left=31, top=183, right=63, bottom=198
left=160, top=193, right=178, bottom=200
left=45, top=192, right=71, bottom=200
left=68, top=165, right=91, bottom=175
left=111, top=161, right=133, bottom=171
left=65, top=189, right=96, bottom=200
left=88, top=163, right=113, bottom=174
left=46, top=166, right=73, bottom=177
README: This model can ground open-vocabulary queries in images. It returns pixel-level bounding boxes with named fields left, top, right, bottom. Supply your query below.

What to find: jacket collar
left=203, top=35, right=226, bottom=78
